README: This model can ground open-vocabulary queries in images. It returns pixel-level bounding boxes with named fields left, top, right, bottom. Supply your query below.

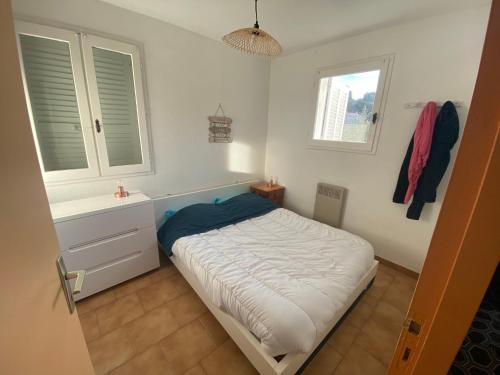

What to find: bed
left=157, top=193, right=378, bottom=375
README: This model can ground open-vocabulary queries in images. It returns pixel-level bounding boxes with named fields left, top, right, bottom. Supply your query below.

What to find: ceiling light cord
left=254, top=0, right=259, bottom=29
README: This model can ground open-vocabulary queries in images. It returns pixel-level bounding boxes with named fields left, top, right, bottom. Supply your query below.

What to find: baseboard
left=375, top=256, right=419, bottom=279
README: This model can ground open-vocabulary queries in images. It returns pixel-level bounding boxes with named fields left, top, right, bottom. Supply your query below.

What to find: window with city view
left=311, top=56, right=392, bottom=153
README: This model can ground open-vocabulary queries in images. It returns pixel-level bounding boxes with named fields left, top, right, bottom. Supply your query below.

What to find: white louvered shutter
left=17, top=23, right=99, bottom=182
left=81, top=34, right=151, bottom=176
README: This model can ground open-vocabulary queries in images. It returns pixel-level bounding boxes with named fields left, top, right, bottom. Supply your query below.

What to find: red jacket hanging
left=404, top=101, right=437, bottom=203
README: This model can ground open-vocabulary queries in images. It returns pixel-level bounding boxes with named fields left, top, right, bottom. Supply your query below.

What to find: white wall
left=265, top=7, right=490, bottom=272
left=12, top=0, right=271, bottom=203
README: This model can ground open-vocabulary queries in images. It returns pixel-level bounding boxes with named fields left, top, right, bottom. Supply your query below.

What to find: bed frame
left=170, top=254, right=379, bottom=375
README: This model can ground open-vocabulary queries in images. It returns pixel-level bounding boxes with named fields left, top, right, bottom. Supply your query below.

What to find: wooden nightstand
left=250, top=183, right=285, bottom=206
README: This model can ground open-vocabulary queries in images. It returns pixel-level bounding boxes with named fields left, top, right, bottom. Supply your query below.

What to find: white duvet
left=172, top=208, right=374, bottom=356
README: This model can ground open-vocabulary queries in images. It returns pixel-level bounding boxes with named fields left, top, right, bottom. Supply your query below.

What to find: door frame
left=389, top=1, right=500, bottom=373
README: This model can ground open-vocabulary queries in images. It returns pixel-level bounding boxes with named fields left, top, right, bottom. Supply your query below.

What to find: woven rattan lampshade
left=222, top=0, right=282, bottom=57
left=223, top=27, right=282, bottom=56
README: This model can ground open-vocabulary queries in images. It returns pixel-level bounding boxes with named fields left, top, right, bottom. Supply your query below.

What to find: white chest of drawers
left=50, top=192, right=160, bottom=300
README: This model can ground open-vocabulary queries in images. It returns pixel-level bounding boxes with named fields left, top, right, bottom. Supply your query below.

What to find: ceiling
left=99, top=0, right=490, bottom=55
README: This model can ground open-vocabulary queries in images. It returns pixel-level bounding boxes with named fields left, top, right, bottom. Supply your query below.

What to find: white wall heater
left=313, top=183, right=346, bottom=228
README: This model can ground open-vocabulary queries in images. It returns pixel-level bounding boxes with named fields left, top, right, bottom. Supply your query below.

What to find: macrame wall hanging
left=208, top=104, right=232, bottom=143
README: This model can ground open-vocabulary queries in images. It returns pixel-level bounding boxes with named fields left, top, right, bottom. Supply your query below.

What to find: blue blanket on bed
left=157, top=193, right=278, bottom=256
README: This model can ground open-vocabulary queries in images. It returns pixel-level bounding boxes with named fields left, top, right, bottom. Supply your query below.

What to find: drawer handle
left=66, top=270, right=86, bottom=295
left=68, top=228, right=139, bottom=251
left=86, top=251, right=143, bottom=274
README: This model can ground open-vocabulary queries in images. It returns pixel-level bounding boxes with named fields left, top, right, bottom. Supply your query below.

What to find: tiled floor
left=77, top=260, right=417, bottom=375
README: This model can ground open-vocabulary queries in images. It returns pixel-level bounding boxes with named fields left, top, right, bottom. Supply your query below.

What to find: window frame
left=309, top=55, right=394, bottom=154
left=15, top=21, right=101, bottom=182
left=15, top=20, right=153, bottom=184
left=81, top=34, right=152, bottom=176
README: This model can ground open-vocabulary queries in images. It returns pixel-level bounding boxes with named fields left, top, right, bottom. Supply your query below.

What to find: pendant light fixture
left=222, top=0, right=282, bottom=57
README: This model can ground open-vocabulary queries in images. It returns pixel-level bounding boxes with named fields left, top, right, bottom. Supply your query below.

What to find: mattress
left=172, top=208, right=374, bottom=356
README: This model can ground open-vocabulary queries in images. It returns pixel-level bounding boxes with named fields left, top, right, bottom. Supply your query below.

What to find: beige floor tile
left=355, top=318, right=400, bottom=365
left=109, top=345, right=176, bottom=375
left=303, top=344, right=343, bottom=375
left=201, top=339, right=258, bottom=375
left=370, top=300, right=406, bottom=335
left=167, top=291, right=207, bottom=326
left=125, top=304, right=179, bottom=353
left=334, top=344, right=387, bottom=375
left=79, top=310, right=100, bottom=343
left=150, top=265, right=179, bottom=284
left=198, top=312, right=229, bottom=345
left=360, top=271, right=393, bottom=307
left=351, top=293, right=407, bottom=366
left=160, top=320, right=218, bottom=374
left=113, top=274, right=152, bottom=298
left=362, top=287, right=383, bottom=307
left=394, top=273, right=418, bottom=291
left=184, top=364, right=207, bottom=375
left=377, top=263, right=399, bottom=277
left=375, top=268, right=395, bottom=285
left=170, top=274, right=192, bottom=295
left=381, top=283, right=414, bottom=314
left=76, top=289, right=116, bottom=314
left=96, top=293, right=144, bottom=334
left=327, top=320, right=360, bottom=355
left=345, top=300, right=374, bottom=329
left=137, top=278, right=182, bottom=311
left=87, top=327, right=135, bottom=375
left=370, top=270, right=394, bottom=297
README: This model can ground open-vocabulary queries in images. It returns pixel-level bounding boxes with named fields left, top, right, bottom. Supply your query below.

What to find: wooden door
left=0, top=1, right=94, bottom=374
left=388, top=2, right=500, bottom=374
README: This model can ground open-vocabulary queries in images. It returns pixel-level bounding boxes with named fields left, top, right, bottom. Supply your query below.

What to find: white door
left=0, top=1, right=94, bottom=374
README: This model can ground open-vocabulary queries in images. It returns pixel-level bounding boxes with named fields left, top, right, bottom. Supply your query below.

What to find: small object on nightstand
left=267, top=176, right=278, bottom=187
left=251, top=183, right=285, bottom=206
